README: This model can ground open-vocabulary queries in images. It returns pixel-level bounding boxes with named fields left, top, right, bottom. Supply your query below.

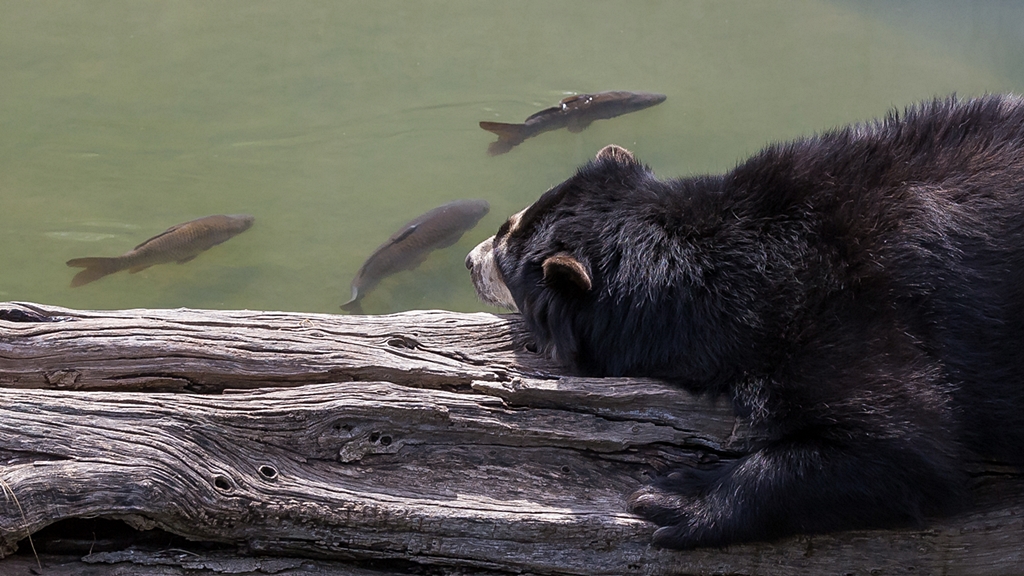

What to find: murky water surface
left=3, top=1, right=1023, bottom=313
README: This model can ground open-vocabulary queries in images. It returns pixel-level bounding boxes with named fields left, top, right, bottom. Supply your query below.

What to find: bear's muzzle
left=466, top=236, right=518, bottom=311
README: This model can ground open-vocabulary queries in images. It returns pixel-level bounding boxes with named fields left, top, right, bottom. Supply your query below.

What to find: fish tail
left=340, top=301, right=364, bottom=314
left=340, top=287, right=363, bottom=313
left=66, top=257, right=122, bottom=287
left=479, top=121, right=526, bottom=155
left=479, top=121, right=525, bottom=140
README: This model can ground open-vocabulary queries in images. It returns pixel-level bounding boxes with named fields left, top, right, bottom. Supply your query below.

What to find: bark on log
left=0, top=301, right=1022, bottom=575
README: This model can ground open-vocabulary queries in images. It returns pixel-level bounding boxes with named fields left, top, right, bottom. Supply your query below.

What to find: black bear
left=466, top=94, right=1024, bottom=549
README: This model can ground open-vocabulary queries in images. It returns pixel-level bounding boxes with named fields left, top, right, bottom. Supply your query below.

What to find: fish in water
left=66, top=214, right=255, bottom=287
left=341, top=199, right=490, bottom=312
left=479, top=91, right=666, bottom=155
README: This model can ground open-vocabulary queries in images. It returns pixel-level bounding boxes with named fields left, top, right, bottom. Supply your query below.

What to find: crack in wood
left=1, top=302, right=1022, bottom=575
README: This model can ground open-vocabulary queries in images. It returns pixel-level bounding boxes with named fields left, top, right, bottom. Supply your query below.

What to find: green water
left=2, top=1, right=1022, bottom=314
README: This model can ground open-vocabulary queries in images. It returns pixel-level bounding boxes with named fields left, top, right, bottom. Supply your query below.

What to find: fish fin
left=340, top=300, right=364, bottom=314
left=402, top=253, right=431, bottom=272
left=522, top=105, right=563, bottom=123
left=487, top=140, right=516, bottom=156
left=66, top=257, right=122, bottom=288
left=128, top=265, right=152, bottom=274
left=177, top=255, right=198, bottom=264
left=340, top=287, right=364, bottom=313
left=390, top=224, right=418, bottom=244
left=566, top=118, right=592, bottom=133
left=479, top=121, right=524, bottom=139
left=480, top=121, right=528, bottom=155
left=133, top=223, right=185, bottom=250
left=433, top=227, right=476, bottom=250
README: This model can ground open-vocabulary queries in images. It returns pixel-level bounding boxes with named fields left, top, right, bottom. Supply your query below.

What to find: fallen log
left=0, top=301, right=1021, bottom=575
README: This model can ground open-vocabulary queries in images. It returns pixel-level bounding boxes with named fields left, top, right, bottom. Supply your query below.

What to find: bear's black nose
left=465, top=254, right=473, bottom=270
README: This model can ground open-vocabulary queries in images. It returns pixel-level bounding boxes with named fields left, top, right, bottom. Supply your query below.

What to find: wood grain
left=1, top=301, right=1021, bottom=575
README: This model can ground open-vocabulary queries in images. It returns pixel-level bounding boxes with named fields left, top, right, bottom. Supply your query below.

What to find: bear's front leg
left=628, top=432, right=966, bottom=549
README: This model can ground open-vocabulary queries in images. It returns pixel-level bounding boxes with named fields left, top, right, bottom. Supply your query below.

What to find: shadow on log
left=1, top=301, right=1022, bottom=575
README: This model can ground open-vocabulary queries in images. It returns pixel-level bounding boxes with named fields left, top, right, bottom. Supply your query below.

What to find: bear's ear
left=595, top=144, right=636, bottom=165
left=542, top=252, right=592, bottom=293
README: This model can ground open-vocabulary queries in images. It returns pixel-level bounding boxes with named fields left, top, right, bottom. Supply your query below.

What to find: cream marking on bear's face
left=467, top=235, right=517, bottom=310
left=504, top=207, right=526, bottom=236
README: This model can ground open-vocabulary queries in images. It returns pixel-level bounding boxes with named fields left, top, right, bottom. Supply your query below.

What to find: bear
left=466, top=94, right=1024, bottom=549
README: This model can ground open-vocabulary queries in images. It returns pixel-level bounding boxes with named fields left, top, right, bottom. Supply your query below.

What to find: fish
left=341, top=199, right=490, bottom=312
left=479, top=91, right=666, bottom=155
left=66, top=214, right=255, bottom=287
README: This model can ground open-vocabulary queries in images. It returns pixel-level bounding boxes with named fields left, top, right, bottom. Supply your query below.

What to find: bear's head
left=466, top=144, right=757, bottom=388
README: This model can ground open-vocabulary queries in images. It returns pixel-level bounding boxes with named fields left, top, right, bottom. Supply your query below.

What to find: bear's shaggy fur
left=466, top=95, right=1024, bottom=549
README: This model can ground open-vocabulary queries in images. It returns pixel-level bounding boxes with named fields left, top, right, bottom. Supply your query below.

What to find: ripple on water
left=44, top=231, right=118, bottom=242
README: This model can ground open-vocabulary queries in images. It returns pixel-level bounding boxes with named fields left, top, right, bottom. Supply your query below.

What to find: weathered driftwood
left=0, top=301, right=1022, bottom=575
